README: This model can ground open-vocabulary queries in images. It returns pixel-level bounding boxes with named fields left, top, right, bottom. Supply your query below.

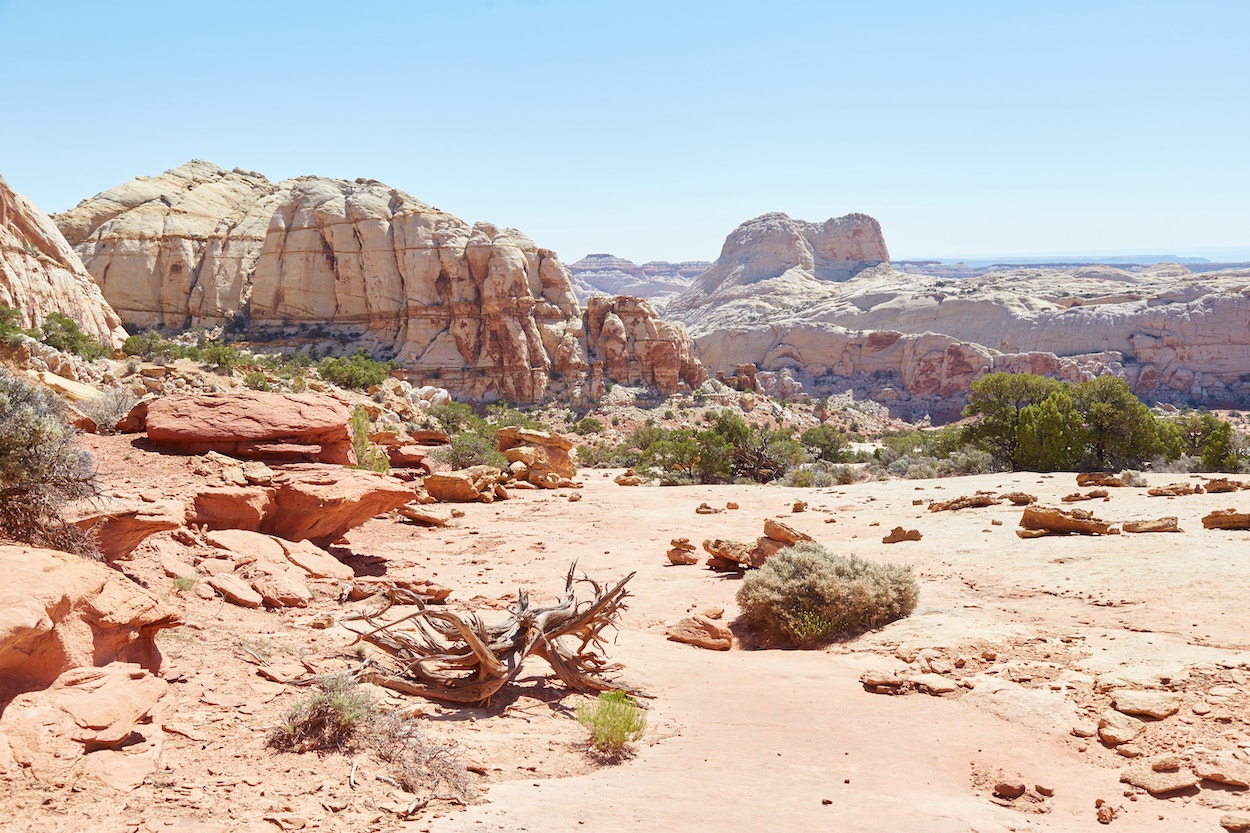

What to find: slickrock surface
left=0, top=173, right=125, bottom=345
left=56, top=161, right=703, bottom=402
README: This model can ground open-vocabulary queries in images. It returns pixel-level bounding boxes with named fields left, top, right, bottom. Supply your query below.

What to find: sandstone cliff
left=0, top=175, right=125, bottom=346
left=673, top=212, right=1250, bottom=419
left=566, top=254, right=709, bottom=307
left=57, top=161, right=702, bottom=402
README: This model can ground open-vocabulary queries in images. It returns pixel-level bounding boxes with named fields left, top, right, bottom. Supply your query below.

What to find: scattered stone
left=912, top=673, right=958, bottom=695
left=1112, top=689, right=1182, bottom=719
left=1149, top=482, right=1203, bottom=497
left=666, top=616, right=732, bottom=650
left=930, top=494, right=998, bottom=512
left=1035, top=784, right=1055, bottom=797
left=696, top=502, right=723, bottom=514
left=999, top=492, right=1037, bottom=505
left=614, top=469, right=644, bottom=486
left=279, top=538, right=354, bottom=581
left=396, top=505, right=451, bottom=527
left=667, top=538, right=700, bottom=565
left=791, top=501, right=808, bottom=512
left=882, top=526, right=922, bottom=544
left=1098, top=710, right=1144, bottom=745
left=726, top=502, right=739, bottom=510
left=1123, top=516, right=1182, bottom=533
left=207, top=573, right=264, bottom=608
left=762, top=518, right=812, bottom=546
left=1221, top=813, right=1250, bottom=832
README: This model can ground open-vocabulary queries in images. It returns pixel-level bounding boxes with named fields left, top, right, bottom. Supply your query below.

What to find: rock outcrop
left=0, top=174, right=125, bottom=346
left=0, top=547, right=181, bottom=706
left=144, top=391, right=353, bottom=464
left=57, top=161, right=703, bottom=403
left=667, top=211, right=1250, bottom=418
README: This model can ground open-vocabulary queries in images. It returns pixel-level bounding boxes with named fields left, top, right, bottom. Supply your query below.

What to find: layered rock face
left=57, top=161, right=700, bottom=403
left=566, top=253, right=709, bottom=306
left=666, top=212, right=889, bottom=332
left=584, top=295, right=706, bottom=395
left=0, top=174, right=125, bottom=346
left=673, top=213, right=1250, bottom=418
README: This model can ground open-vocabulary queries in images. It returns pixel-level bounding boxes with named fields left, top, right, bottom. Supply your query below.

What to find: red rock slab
left=263, top=466, right=415, bottom=547
left=0, top=547, right=181, bottom=707
left=68, top=497, right=185, bottom=561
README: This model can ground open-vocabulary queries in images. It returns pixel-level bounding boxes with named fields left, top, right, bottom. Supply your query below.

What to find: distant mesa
left=566, top=253, right=710, bottom=307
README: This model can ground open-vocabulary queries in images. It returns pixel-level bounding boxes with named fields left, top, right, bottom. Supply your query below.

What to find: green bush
left=434, top=432, right=508, bottom=470
left=574, top=416, right=606, bottom=435
left=202, top=341, right=246, bottom=371
left=800, top=424, right=849, bottom=462
left=270, top=674, right=377, bottom=752
left=0, top=303, right=36, bottom=343
left=0, top=369, right=100, bottom=555
left=349, top=405, right=389, bottom=474
left=577, top=690, right=646, bottom=755
left=736, top=541, right=918, bottom=647
left=35, top=312, right=109, bottom=360
left=243, top=371, right=270, bottom=391
left=317, top=351, right=397, bottom=390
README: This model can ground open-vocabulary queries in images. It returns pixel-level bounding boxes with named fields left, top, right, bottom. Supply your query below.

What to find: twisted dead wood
left=340, top=564, right=638, bottom=705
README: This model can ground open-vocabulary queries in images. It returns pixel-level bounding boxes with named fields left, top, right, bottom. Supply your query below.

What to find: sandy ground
left=6, top=438, right=1250, bottom=833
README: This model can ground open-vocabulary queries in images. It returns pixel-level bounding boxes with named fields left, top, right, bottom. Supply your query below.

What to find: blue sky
left=1, top=0, right=1246, bottom=263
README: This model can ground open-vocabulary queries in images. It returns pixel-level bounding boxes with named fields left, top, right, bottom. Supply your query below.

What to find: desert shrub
left=0, top=303, right=36, bottom=343
left=36, top=312, right=109, bottom=360
left=577, top=690, right=646, bottom=755
left=0, top=369, right=100, bottom=555
left=427, top=401, right=479, bottom=435
left=1119, top=469, right=1148, bottom=487
left=484, top=402, right=547, bottom=431
left=779, top=465, right=835, bottom=488
left=202, top=341, right=246, bottom=371
left=243, top=371, right=270, bottom=391
left=362, top=711, right=473, bottom=799
left=434, top=432, right=507, bottom=470
left=934, top=448, right=994, bottom=476
left=270, top=674, right=376, bottom=752
left=830, top=464, right=862, bottom=485
left=800, top=424, right=849, bottom=462
left=736, top=541, right=918, bottom=648
left=79, top=388, right=139, bottom=435
left=348, top=405, right=389, bottom=474
left=574, top=416, right=605, bottom=436
left=317, top=351, right=397, bottom=390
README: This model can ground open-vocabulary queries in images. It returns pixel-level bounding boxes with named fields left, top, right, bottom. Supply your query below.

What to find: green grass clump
left=577, top=690, right=646, bottom=756
left=736, top=541, right=918, bottom=648
left=269, top=674, right=376, bottom=752
left=317, top=351, right=397, bottom=390
left=349, top=405, right=390, bottom=473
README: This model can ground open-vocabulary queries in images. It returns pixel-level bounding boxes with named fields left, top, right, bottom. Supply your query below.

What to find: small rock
left=994, top=779, right=1027, bottom=799
left=1098, top=710, right=1144, bottom=745
left=1112, top=689, right=1182, bottom=719
left=1120, top=757, right=1199, bottom=794
left=1221, top=814, right=1250, bottom=832
left=1035, top=784, right=1055, bottom=797
left=207, top=573, right=263, bottom=608
left=725, top=502, right=738, bottom=510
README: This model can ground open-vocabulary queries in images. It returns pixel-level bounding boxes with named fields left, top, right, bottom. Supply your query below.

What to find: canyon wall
left=57, top=161, right=702, bottom=402
left=0, top=174, right=125, bottom=346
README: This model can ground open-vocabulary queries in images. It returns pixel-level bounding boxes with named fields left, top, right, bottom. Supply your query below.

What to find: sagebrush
left=0, top=369, right=100, bottom=555
left=736, top=541, right=918, bottom=647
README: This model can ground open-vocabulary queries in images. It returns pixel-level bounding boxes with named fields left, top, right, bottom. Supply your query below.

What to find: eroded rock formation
left=57, top=161, right=702, bottom=403
left=566, top=253, right=709, bottom=306
left=0, top=174, right=125, bottom=346
left=668, top=211, right=1250, bottom=418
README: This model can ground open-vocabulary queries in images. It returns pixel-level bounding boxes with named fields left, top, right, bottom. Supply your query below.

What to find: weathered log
left=340, top=565, right=637, bottom=705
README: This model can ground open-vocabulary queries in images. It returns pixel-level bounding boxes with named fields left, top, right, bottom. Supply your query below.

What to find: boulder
left=1111, top=689, right=1182, bottom=719
left=1119, top=756, right=1200, bottom=795
left=266, top=466, right=413, bottom=547
left=614, top=469, right=644, bottom=486
left=999, top=492, right=1036, bottom=506
left=497, top=426, right=576, bottom=480
left=67, top=498, right=185, bottom=561
left=145, top=392, right=353, bottom=464
left=1017, top=505, right=1118, bottom=537
left=1205, top=477, right=1246, bottom=494
left=278, top=538, right=354, bottom=581
left=703, top=538, right=761, bottom=569
left=762, top=518, right=812, bottom=545
left=0, top=547, right=181, bottom=706
left=0, top=663, right=168, bottom=785
left=1203, top=509, right=1250, bottom=530
left=1077, top=472, right=1125, bottom=487
left=882, top=526, right=922, bottom=544
left=425, top=466, right=506, bottom=503
left=1098, top=710, right=1144, bottom=745
left=206, top=573, right=263, bottom=608
left=666, top=616, right=733, bottom=650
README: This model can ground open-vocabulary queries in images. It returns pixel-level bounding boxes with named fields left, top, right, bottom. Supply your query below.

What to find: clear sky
left=1, top=0, right=1246, bottom=264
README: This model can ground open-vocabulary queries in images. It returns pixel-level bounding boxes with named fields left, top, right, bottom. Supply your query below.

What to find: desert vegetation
left=0, top=368, right=99, bottom=555
left=735, top=541, right=919, bottom=648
